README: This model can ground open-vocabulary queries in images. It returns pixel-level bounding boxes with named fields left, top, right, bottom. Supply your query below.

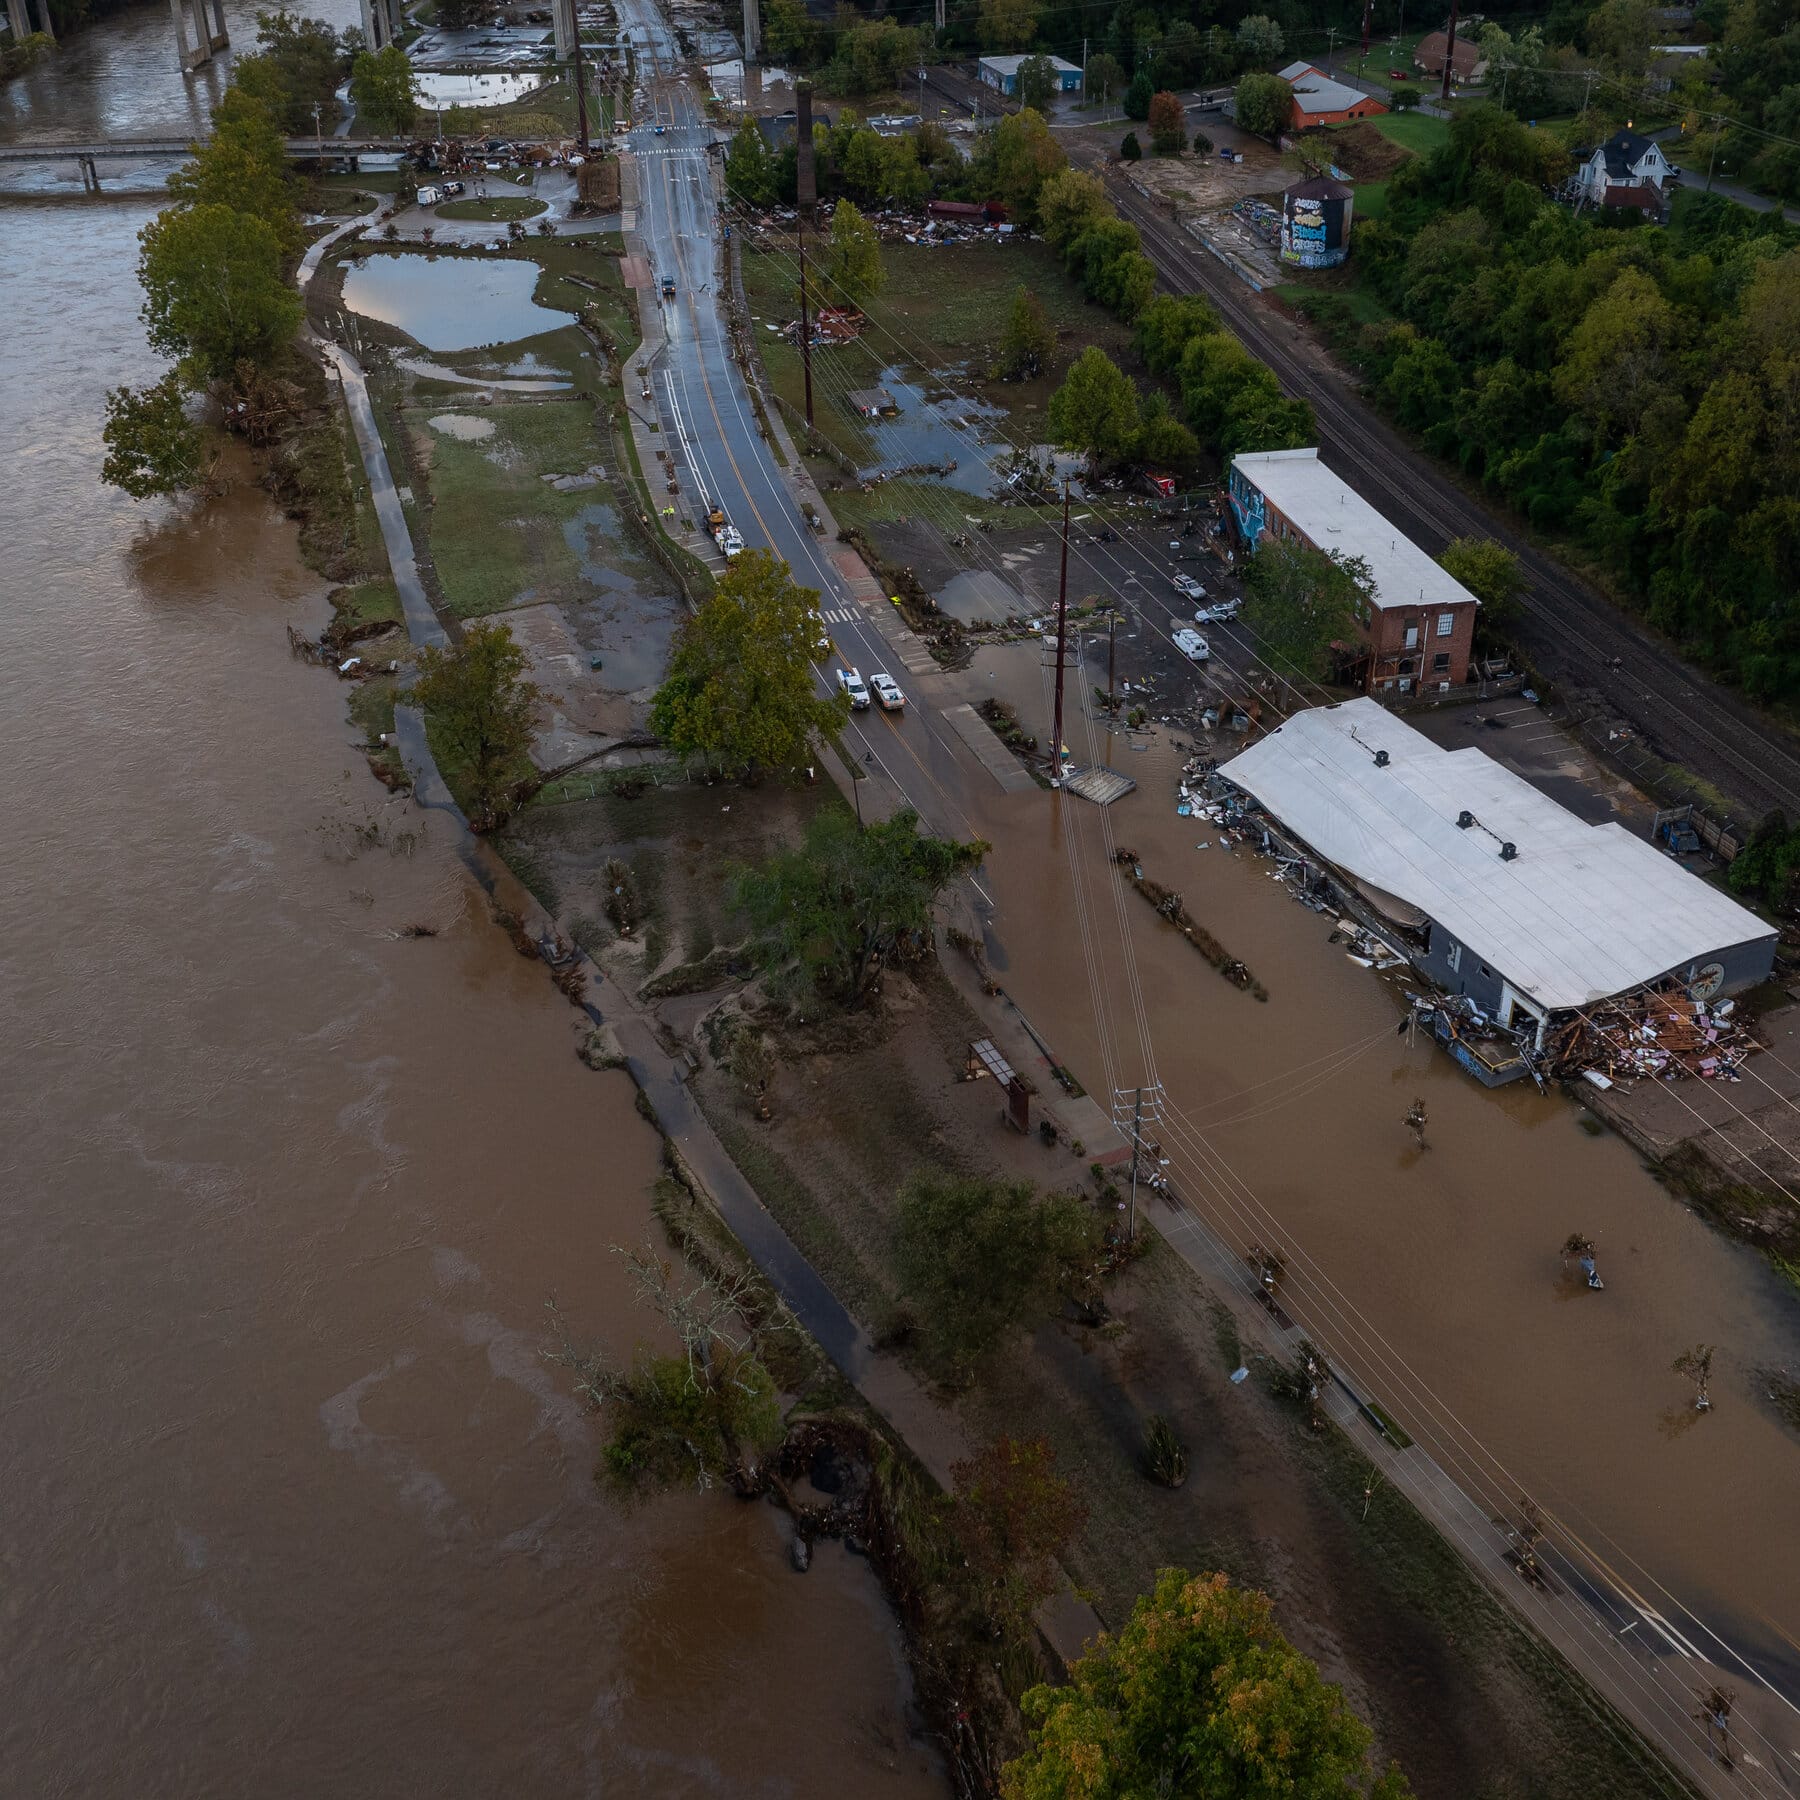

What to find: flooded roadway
left=956, top=644, right=1800, bottom=1721
left=0, top=45, right=941, bottom=1800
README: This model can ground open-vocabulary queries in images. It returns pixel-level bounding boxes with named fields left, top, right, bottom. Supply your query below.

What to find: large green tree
left=651, top=549, right=848, bottom=775
left=819, top=198, right=885, bottom=305
left=1016, top=53, right=1059, bottom=113
left=1437, top=537, right=1524, bottom=630
left=1233, top=70, right=1291, bottom=139
left=167, top=87, right=300, bottom=256
left=137, top=202, right=302, bottom=383
left=985, top=106, right=1067, bottom=222
left=412, top=620, right=541, bottom=830
left=349, top=43, right=417, bottom=134
left=725, top=121, right=777, bottom=208
left=996, top=284, right=1056, bottom=379
left=1234, top=13, right=1285, bottom=65
left=1002, top=1569, right=1413, bottom=1799
left=1242, top=539, right=1372, bottom=681
left=978, top=0, right=1038, bottom=53
left=101, top=373, right=212, bottom=499
left=1049, top=346, right=1141, bottom=464
left=894, top=1170, right=1098, bottom=1376
left=231, top=8, right=346, bottom=133
left=733, top=808, right=985, bottom=1010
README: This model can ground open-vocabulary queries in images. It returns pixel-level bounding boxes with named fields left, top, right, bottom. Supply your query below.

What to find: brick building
left=1227, top=448, right=1479, bottom=694
left=1274, top=62, right=1388, bottom=127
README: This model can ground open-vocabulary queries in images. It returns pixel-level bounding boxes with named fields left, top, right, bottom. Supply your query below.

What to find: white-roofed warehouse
left=1220, top=700, right=1775, bottom=1051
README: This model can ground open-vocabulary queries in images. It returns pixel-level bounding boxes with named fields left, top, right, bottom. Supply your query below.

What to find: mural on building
left=1228, top=468, right=1267, bottom=541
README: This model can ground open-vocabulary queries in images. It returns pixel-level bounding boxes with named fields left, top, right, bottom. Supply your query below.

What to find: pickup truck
left=871, top=672, right=905, bottom=713
left=1172, top=573, right=1206, bottom=602
left=837, top=667, right=871, bottom=710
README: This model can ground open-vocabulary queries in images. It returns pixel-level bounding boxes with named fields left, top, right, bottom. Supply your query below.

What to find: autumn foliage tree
left=949, top=1434, right=1087, bottom=1626
left=1148, top=90, right=1186, bottom=155
left=1003, top=1569, right=1414, bottom=1799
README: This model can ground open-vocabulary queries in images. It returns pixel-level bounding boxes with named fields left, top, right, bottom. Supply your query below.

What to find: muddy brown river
left=0, top=35, right=939, bottom=1798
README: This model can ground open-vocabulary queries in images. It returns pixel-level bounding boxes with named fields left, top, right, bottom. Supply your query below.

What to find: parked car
left=837, top=667, right=871, bottom=709
left=1172, top=627, right=1211, bottom=663
left=1172, top=574, right=1206, bottom=601
left=440, top=179, right=466, bottom=197
left=1195, top=598, right=1241, bottom=624
left=871, top=673, right=905, bottom=712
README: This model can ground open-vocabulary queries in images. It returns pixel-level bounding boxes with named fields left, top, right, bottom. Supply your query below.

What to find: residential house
left=1576, top=127, right=1672, bottom=217
left=1275, top=62, right=1388, bottom=127
left=1227, top=448, right=1478, bottom=694
left=1413, top=29, right=1487, bottom=84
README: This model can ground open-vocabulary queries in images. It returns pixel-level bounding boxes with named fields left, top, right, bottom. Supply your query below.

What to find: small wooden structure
left=967, top=1037, right=1031, bottom=1133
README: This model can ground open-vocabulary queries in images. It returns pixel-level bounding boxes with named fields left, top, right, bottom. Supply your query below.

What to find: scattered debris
left=1111, top=849, right=1268, bottom=1000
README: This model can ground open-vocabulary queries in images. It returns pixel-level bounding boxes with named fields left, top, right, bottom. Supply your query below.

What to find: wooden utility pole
left=1052, top=481, right=1070, bottom=784
left=570, top=8, right=589, bottom=152
left=796, top=220, right=815, bottom=428
left=1107, top=608, right=1117, bottom=716
left=1439, top=0, right=1460, bottom=105
left=1359, top=0, right=1374, bottom=59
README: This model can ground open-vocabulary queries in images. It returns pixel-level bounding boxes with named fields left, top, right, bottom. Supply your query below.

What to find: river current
left=0, top=17, right=940, bottom=1797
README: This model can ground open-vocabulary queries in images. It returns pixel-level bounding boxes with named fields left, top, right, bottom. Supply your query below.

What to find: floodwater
left=414, top=69, right=546, bottom=108
left=957, top=645, right=1800, bottom=1696
left=341, top=252, right=577, bottom=352
left=851, top=367, right=1007, bottom=496
left=427, top=410, right=498, bottom=439
left=0, top=44, right=942, bottom=1800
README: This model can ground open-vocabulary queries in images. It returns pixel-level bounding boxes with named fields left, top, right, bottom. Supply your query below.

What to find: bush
left=1120, top=131, right=1143, bottom=162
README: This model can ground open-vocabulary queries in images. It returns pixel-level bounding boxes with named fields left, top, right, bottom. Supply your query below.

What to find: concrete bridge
left=3, top=0, right=404, bottom=73
left=0, top=136, right=415, bottom=192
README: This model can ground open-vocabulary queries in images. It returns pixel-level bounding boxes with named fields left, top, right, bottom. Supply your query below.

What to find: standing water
left=0, top=30, right=943, bottom=1800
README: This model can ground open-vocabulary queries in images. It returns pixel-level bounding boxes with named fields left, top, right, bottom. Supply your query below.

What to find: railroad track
left=1091, top=155, right=1800, bottom=823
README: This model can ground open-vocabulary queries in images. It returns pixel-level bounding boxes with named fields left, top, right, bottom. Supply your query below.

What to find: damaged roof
left=1222, top=699, right=1774, bottom=1013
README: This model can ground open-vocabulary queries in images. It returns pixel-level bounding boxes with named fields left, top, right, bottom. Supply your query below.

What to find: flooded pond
left=341, top=254, right=575, bottom=352
left=850, top=368, right=1010, bottom=497
left=427, top=412, right=495, bottom=440
left=413, top=69, right=547, bottom=107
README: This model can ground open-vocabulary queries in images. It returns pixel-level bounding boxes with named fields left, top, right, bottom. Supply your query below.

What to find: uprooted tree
left=101, top=372, right=217, bottom=500
left=548, top=1242, right=784, bottom=1495
left=732, top=807, right=986, bottom=1010
left=1003, top=1569, right=1414, bottom=1799
left=650, top=548, right=849, bottom=777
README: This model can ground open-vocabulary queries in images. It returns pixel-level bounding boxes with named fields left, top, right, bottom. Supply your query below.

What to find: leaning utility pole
left=1107, top=608, right=1117, bottom=717
left=1359, top=0, right=1374, bottom=60
left=1051, top=481, right=1070, bottom=785
left=1439, top=0, right=1459, bottom=105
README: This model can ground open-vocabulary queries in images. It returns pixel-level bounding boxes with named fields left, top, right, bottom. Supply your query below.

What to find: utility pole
left=1107, top=608, right=1117, bottom=718
left=1325, top=24, right=1339, bottom=72
left=1128, top=1085, right=1143, bottom=1240
left=571, top=7, right=590, bottom=153
left=1359, top=0, right=1373, bottom=61
left=796, top=217, right=815, bottom=429
left=1439, top=0, right=1458, bottom=106
left=1051, top=481, right=1070, bottom=785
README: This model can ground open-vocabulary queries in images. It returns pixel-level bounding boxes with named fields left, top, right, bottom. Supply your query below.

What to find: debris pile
left=1544, top=991, right=1753, bottom=1084
left=1112, top=849, right=1268, bottom=1001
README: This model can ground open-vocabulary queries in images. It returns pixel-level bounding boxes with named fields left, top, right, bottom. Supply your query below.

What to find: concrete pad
left=943, top=704, right=1038, bottom=794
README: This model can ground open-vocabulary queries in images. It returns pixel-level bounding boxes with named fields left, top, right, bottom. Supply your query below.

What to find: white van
left=416, top=184, right=443, bottom=206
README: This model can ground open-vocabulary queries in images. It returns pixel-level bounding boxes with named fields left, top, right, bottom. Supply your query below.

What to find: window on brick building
left=1437, top=611, right=1454, bottom=637
left=1433, top=652, right=1450, bottom=672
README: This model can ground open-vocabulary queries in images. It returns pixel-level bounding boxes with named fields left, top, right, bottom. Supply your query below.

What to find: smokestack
left=743, top=0, right=759, bottom=63
left=795, top=80, right=817, bottom=221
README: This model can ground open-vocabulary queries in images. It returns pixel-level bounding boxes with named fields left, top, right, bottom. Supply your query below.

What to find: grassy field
left=436, top=194, right=547, bottom=222
left=1372, top=110, right=1450, bottom=155
left=1351, top=177, right=1389, bottom=219
left=409, top=397, right=605, bottom=617
left=741, top=235, right=1140, bottom=475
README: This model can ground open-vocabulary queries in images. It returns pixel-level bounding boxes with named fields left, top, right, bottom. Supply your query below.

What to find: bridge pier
left=169, top=0, right=213, bottom=70
left=32, top=0, right=54, bottom=40
left=78, top=154, right=100, bottom=192
left=6, top=0, right=28, bottom=43
left=551, top=0, right=572, bottom=61
left=358, top=0, right=402, bottom=54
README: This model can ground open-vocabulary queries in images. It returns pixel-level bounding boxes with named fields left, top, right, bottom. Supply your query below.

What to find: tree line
left=1313, top=104, right=1800, bottom=701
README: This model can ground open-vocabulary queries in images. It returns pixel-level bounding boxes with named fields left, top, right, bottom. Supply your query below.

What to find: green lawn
left=413, top=398, right=606, bottom=617
left=436, top=194, right=547, bottom=222
left=1351, top=178, right=1389, bottom=219
left=1372, top=111, right=1450, bottom=155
